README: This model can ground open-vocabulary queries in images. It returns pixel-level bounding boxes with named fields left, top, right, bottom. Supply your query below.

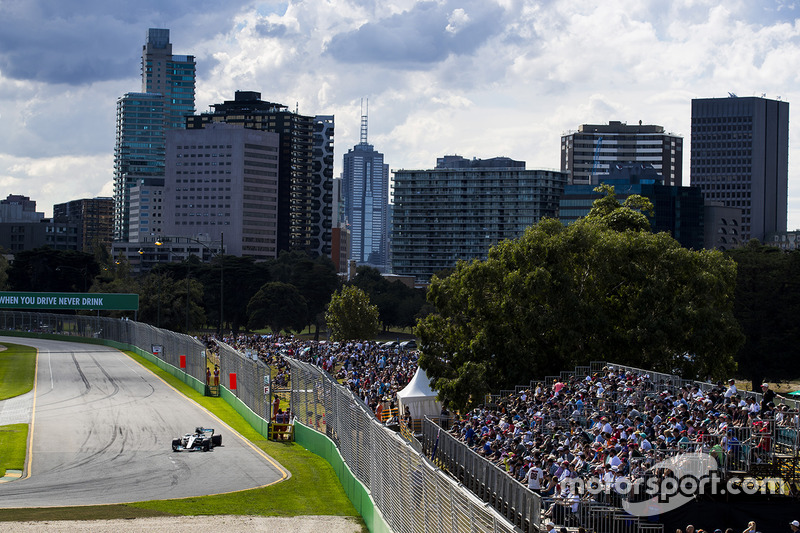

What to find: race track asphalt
left=0, top=336, right=287, bottom=507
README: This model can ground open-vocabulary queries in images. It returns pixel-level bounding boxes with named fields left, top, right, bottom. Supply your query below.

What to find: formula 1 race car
left=171, top=427, right=222, bottom=452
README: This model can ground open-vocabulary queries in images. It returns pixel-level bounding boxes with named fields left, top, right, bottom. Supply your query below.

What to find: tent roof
left=397, top=366, right=437, bottom=400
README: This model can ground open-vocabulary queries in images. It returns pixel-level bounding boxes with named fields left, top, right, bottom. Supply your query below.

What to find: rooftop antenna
left=295, top=102, right=299, bottom=114
left=360, top=98, right=369, bottom=145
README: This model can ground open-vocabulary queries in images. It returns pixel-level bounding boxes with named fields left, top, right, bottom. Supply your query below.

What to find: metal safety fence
left=422, top=418, right=541, bottom=532
left=422, top=418, right=664, bottom=533
left=0, top=310, right=207, bottom=383
left=214, top=340, right=271, bottom=421
left=286, top=357, right=518, bottom=533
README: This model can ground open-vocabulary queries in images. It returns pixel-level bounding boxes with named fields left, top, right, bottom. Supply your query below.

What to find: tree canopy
left=416, top=188, right=743, bottom=409
left=247, top=281, right=308, bottom=335
left=325, top=285, right=380, bottom=341
left=7, top=248, right=99, bottom=292
left=350, top=266, right=429, bottom=330
left=726, top=240, right=800, bottom=389
left=269, top=251, right=339, bottom=339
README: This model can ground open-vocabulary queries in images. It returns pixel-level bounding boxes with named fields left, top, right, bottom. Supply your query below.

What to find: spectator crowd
left=202, top=334, right=799, bottom=532
left=202, top=333, right=419, bottom=419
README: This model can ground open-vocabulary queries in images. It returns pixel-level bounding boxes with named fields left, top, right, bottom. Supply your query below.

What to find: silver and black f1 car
left=171, top=427, right=222, bottom=452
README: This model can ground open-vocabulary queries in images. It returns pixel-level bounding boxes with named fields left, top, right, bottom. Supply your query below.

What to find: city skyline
left=2, top=2, right=800, bottom=230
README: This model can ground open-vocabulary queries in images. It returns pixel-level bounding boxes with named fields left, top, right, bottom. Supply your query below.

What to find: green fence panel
left=294, top=422, right=390, bottom=533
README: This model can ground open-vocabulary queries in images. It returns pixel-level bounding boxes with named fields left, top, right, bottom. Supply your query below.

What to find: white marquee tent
left=396, top=366, right=441, bottom=420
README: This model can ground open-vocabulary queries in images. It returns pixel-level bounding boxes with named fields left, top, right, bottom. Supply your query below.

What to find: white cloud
left=3, top=0, right=800, bottom=228
left=446, top=8, right=471, bottom=33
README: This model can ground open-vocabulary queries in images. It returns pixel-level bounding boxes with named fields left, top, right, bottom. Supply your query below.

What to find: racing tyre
left=172, top=439, right=181, bottom=452
left=203, top=441, right=211, bottom=452
left=211, top=434, right=222, bottom=447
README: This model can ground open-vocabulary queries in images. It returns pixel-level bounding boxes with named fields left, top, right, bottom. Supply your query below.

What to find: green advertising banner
left=0, top=292, right=139, bottom=311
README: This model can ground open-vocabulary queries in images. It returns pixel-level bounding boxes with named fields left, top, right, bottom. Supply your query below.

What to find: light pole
left=154, top=234, right=224, bottom=335
left=55, top=265, right=89, bottom=292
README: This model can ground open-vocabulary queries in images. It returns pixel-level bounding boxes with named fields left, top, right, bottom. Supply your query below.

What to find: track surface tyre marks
left=0, top=336, right=286, bottom=508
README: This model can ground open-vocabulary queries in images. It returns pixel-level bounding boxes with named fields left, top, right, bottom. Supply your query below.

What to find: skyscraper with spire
left=342, top=101, right=390, bottom=269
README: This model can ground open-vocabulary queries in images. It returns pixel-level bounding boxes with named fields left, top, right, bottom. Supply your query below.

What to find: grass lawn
left=0, top=343, right=37, bottom=401
left=0, top=347, right=361, bottom=525
left=0, top=423, right=28, bottom=478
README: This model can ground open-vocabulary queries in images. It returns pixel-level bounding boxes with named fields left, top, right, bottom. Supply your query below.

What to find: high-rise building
left=113, top=29, right=195, bottom=243
left=312, top=115, right=335, bottom=257
left=704, top=203, right=742, bottom=251
left=559, top=163, right=705, bottom=250
left=561, top=121, right=683, bottom=186
left=161, top=123, right=281, bottom=260
left=330, top=177, right=350, bottom=273
left=113, top=93, right=165, bottom=242
left=342, top=106, right=390, bottom=269
left=141, top=28, right=196, bottom=130
left=187, top=91, right=334, bottom=258
left=690, top=96, right=789, bottom=242
left=392, top=156, right=566, bottom=283
left=53, top=197, right=114, bottom=253
left=127, top=183, right=165, bottom=243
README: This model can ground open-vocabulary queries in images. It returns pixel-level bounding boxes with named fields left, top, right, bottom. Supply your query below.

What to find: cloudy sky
left=2, top=0, right=800, bottom=228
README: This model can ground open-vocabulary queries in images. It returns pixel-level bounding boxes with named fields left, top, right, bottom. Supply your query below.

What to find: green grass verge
left=0, top=348, right=361, bottom=525
left=0, top=343, right=37, bottom=401
left=0, top=423, right=28, bottom=478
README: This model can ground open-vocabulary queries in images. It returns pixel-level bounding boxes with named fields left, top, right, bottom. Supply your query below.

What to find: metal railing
left=422, top=418, right=541, bottom=532
left=286, top=357, right=519, bottom=533
left=1, top=311, right=520, bottom=533
left=422, top=417, right=665, bottom=533
left=215, top=340, right=271, bottom=421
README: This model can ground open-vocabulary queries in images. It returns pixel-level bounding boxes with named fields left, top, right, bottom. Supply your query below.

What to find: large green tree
left=350, top=266, right=428, bottom=330
left=196, top=255, right=270, bottom=336
left=8, top=248, right=99, bottom=292
left=726, top=241, right=800, bottom=389
left=132, top=270, right=205, bottom=332
left=416, top=188, right=743, bottom=409
left=0, top=253, right=9, bottom=290
left=325, top=285, right=380, bottom=341
left=247, top=282, right=308, bottom=334
left=268, top=251, right=339, bottom=339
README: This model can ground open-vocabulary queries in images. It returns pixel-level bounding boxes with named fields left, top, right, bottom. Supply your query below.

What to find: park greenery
left=726, top=240, right=800, bottom=390
left=415, top=187, right=744, bottom=409
left=0, top=247, right=427, bottom=339
left=325, top=285, right=380, bottom=341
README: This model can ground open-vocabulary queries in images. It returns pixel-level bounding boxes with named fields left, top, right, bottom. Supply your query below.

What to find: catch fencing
left=0, top=310, right=207, bottom=383
left=214, top=340, right=271, bottom=421
left=286, top=357, right=519, bottom=533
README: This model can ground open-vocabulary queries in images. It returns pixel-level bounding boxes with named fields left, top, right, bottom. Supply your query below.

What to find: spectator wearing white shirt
left=724, top=378, right=737, bottom=398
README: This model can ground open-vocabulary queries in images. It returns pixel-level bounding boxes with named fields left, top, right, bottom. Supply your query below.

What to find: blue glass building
left=559, top=162, right=705, bottom=249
